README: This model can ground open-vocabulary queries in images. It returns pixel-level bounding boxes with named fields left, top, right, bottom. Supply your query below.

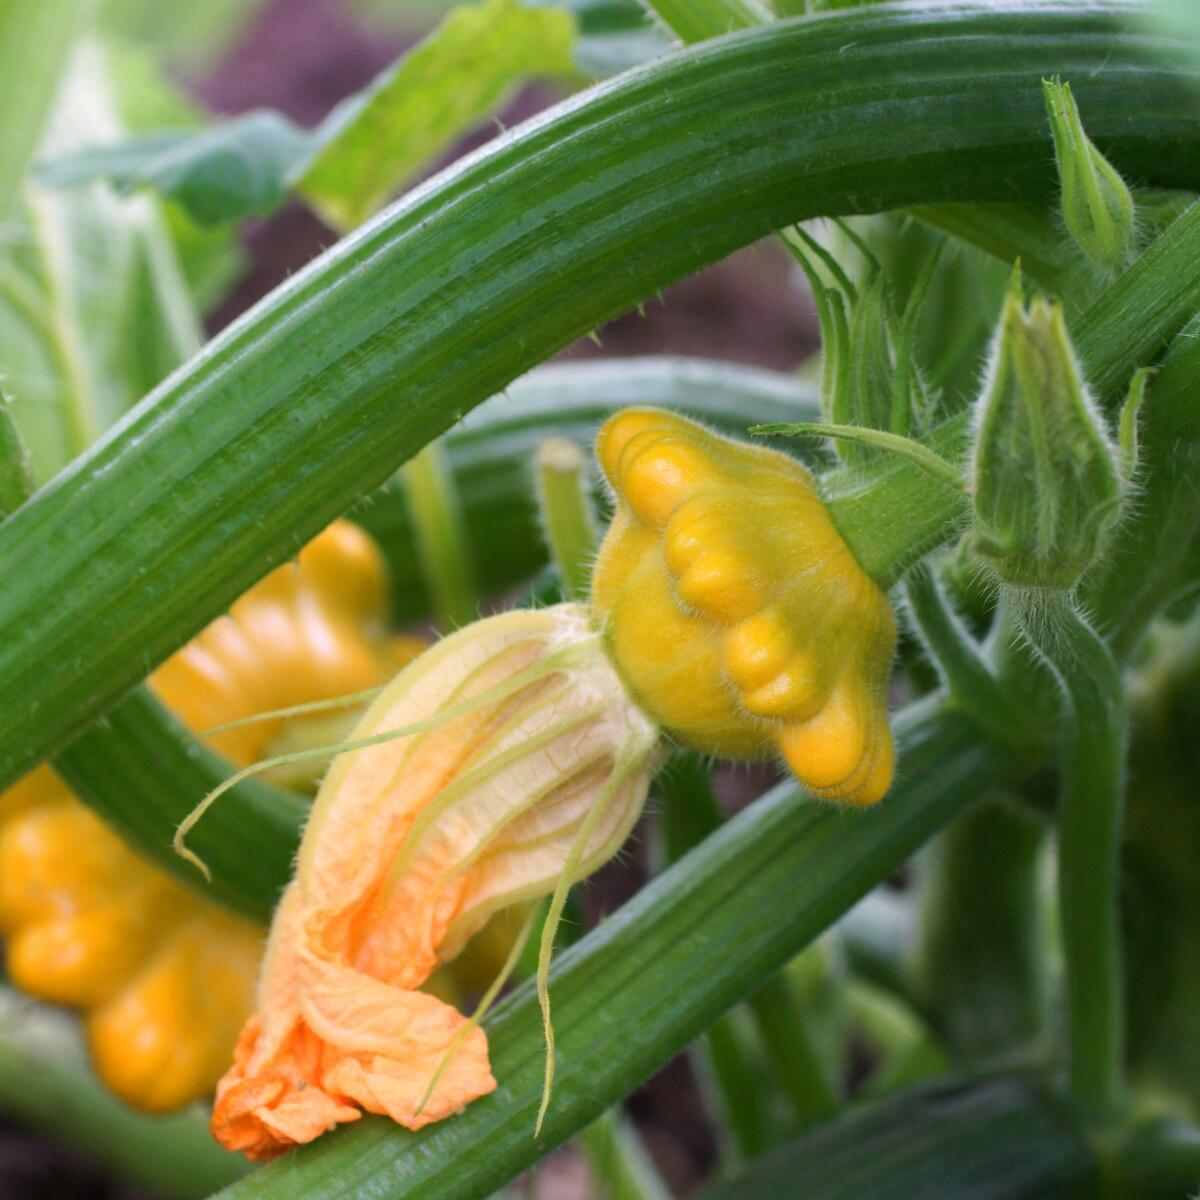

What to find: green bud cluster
left=970, top=278, right=1124, bottom=591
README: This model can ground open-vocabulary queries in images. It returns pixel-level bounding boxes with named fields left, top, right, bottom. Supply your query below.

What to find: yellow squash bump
left=592, top=408, right=896, bottom=805
left=0, top=520, right=419, bottom=1112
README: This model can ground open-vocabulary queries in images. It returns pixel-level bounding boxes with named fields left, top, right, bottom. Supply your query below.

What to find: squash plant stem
left=1019, top=593, right=1127, bottom=1121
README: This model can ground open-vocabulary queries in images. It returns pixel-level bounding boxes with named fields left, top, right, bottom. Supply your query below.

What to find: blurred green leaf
left=0, top=0, right=88, bottom=221
left=101, top=39, right=246, bottom=308
left=299, top=0, right=577, bottom=229
left=0, top=44, right=201, bottom=480
left=37, top=109, right=311, bottom=225
left=97, top=0, right=266, bottom=71
left=43, top=0, right=578, bottom=231
left=700, top=1075, right=1095, bottom=1200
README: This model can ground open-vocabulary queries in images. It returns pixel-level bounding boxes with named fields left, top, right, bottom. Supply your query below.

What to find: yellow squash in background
left=0, top=521, right=417, bottom=1112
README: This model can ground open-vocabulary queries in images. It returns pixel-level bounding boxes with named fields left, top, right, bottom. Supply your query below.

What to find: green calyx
left=970, top=276, right=1124, bottom=591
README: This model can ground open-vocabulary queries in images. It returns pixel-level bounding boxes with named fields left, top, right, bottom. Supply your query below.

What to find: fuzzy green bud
left=971, top=281, right=1123, bottom=590
left=1043, top=77, right=1135, bottom=269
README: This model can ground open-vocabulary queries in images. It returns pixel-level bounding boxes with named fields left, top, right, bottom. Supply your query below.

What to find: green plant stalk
left=747, top=978, right=838, bottom=1126
left=699, top=1013, right=776, bottom=1160
left=911, top=799, right=1049, bottom=1062
left=658, top=754, right=785, bottom=1157
left=659, top=754, right=836, bottom=1140
left=401, top=441, right=479, bottom=629
left=0, top=0, right=89, bottom=220
left=55, top=687, right=302, bottom=921
left=3, top=3, right=1199, bottom=790
left=578, top=1111, right=673, bottom=1200
left=640, top=0, right=765, bottom=45
left=215, top=699, right=1016, bottom=1200
left=903, top=560, right=1029, bottom=751
left=752, top=421, right=963, bottom=487
left=699, top=1074, right=1095, bottom=1200
left=534, top=437, right=599, bottom=601
left=0, top=989, right=247, bottom=1199
left=1019, top=595, right=1127, bottom=1121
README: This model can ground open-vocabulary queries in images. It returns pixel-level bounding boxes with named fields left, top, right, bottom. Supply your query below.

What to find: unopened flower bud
left=971, top=284, right=1123, bottom=590
left=1044, top=77, right=1135, bottom=269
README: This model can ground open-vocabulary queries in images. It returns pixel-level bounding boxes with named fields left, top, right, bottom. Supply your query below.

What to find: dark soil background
left=3, top=2, right=816, bottom=1196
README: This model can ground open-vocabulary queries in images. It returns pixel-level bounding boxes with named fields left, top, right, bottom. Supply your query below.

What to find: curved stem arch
left=1, top=2, right=1199, bottom=787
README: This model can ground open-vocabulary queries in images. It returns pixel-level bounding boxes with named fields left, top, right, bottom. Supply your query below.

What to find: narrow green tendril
left=534, top=755, right=633, bottom=1138
left=173, top=636, right=603, bottom=879
left=751, top=421, right=965, bottom=488
left=198, top=686, right=387, bottom=737
left=413, top=905, right=540, bottom=1120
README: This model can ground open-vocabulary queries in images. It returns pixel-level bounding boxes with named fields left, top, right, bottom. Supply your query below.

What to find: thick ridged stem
left=1019, top=594, right=1127, bottom=1120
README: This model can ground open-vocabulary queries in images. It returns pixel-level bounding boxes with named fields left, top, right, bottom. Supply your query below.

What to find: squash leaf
left=298, top=0, right=577, bottom=230
left=37, top=0, right=578, bottom=232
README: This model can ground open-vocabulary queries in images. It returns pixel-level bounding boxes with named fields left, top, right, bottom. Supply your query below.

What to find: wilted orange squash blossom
left=0, top=521, right=416, bottom=1112
left=212, top=409, right=897, bottom=1161
left=212, top=604, right=660, bottom=1158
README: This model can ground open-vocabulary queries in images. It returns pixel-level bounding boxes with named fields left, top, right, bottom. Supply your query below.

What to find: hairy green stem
left=903, top=561, right=1027, bottom=750
left=911, top=799, right=1049, bottom=1063
left=534, top=437, right=599, bottom=601
left=402, top=441, right=479, bottom=630
left=1019, top=594, right=1127, bottom=1121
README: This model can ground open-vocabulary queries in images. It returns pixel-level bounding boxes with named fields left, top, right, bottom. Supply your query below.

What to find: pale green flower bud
left=1044, top=77, right=1135, bottom=269
left=971, top=282, right=1123, bottom=590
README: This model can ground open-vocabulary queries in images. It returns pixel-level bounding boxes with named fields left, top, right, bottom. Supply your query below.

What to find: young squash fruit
left=0, top=521, right=417, bottom=1112
left=592, top=408, right=896, bottom=805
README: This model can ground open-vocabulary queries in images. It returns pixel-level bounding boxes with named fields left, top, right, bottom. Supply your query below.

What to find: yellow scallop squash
left=0, top=521, right=419, bottom=1112
left=591, top=408, right=896, bottom=805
